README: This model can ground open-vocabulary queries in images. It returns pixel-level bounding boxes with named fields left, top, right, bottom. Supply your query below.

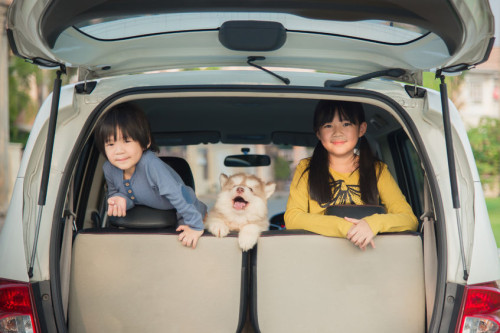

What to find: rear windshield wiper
left=324, top=68, right=405, bottom=88
left=247, top=56, right=290, bottom=85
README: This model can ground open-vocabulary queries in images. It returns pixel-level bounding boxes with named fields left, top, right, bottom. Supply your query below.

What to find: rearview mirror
left=224, top=154, right=271, bottom=167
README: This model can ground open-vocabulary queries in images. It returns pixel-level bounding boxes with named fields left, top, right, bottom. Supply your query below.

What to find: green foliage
left=422, top=72, right=465, bottom=89
left=274, top=155, right=291, bottom=181
left=8, top=56, right=42, bottom=145
left=467, top=117, right=500, bottom=183
left=486, top=197, right=500, bottom=247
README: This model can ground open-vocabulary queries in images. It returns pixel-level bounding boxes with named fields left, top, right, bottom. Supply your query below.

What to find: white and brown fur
left=205, top=173, right=276, bottom=251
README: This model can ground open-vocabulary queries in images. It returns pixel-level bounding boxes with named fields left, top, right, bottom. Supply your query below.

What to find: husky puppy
left=205, top=173, right=276, bottom=251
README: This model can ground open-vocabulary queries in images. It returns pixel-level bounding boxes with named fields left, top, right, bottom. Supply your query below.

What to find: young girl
left=284, top=100, right=417, bottom=250
left=94, top=102, right=207, bottom=248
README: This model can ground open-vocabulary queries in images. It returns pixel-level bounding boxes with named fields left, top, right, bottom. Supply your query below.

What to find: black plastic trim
left=75, top=81, right=97, bottom=95
left=404, top=85, right=427, bottom=98
left=7, top=28, right=21, bottom=58
left=219, top=21, right=286, bottom=51
left=74, top=142, right=99, bottom=230
left=236, top=251, right=250, bottom=333
left=438, top=283, right=465, bottom=332
left=388, top=129, right=424, bottom=223
left=32, top=281, right=58, bottom=333
left=51, top=83, right=447, bottom=333
left=473, top=37, right=495, bottom=67
left=249, top=245, right=261, bottom=333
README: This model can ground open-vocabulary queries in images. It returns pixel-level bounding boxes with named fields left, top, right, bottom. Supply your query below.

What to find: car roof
left=7, top=0, right=495, bottom=81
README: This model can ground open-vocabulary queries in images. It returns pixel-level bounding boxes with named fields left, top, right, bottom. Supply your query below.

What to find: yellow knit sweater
left=284, top=158, right=418, bottom=237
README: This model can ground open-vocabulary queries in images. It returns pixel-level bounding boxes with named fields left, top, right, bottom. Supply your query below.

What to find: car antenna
left=28, top=65, right=66, bottom=278
left=247, top=56, right=290, bottom=85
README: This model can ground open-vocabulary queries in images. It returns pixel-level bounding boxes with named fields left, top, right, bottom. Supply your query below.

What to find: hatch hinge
left=436, top=69, right=468, bottom=281
left=247, top=56, right=290, bottom=85
left=28, top=67, right=66, bottom=278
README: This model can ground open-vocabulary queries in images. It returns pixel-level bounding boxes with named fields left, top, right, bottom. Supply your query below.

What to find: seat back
left=251, top=231, right=425, bottom=333
left=69, top=232, right=247, bottom=333
left=160, top=156, right=195, bottom=190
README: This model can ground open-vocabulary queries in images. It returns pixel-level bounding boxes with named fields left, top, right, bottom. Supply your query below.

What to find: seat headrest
left=159, top=156, right=195, bottom=191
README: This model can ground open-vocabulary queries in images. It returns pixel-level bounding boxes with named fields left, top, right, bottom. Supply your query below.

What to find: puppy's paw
left=238, top=233, right=258, bottom=251
left=208, top=222, right=230, bottom=238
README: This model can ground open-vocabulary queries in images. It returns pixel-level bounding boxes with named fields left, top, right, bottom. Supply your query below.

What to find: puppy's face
left=216, top=173, right=275, bottom=216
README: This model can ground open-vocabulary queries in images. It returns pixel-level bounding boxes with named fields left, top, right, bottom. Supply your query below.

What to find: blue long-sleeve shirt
left=103, top=150, right=206, bottom=230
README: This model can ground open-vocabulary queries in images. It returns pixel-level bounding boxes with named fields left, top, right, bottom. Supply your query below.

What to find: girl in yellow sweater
left=284, top=100, right=417, bottom=250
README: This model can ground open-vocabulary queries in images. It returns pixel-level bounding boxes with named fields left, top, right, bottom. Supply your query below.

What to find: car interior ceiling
left=137, top=97, right=402, bottom=146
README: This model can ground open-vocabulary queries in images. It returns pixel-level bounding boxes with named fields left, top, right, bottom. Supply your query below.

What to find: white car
left=2, top=1, right=499, bottom=332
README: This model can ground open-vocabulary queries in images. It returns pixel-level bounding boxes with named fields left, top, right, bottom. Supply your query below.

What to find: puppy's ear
left=264, top=182, right=276, bottom=199
left=219, top=173, right=229, bottom=188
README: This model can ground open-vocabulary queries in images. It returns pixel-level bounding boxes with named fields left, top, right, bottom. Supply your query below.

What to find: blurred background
left=1, top=0, right=499, bottom=245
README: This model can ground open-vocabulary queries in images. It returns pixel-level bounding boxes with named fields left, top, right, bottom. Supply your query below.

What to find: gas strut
left=437, top=70, right=468, bottom=281
left=28, top=66, right=66, bottom=278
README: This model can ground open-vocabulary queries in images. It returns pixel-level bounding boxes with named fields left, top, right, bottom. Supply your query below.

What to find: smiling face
left=104, top=128, right=145, bottom=179
left=316, top=110, right=367, bottom=160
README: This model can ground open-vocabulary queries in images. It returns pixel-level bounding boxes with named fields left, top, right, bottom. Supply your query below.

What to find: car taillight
left=457, top=281, right=500, bottom=333
left=0, top=278, right=38, bottom=333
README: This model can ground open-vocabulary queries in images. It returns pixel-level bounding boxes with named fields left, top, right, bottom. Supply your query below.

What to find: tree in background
left=467, top=117, right=500, bottom=188
left=422, top=72, right=465, bottom=110
left=8, top=56, right=39, bottom=144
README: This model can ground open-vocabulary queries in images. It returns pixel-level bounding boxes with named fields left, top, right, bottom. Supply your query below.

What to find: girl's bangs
left=319, top=104, right=358, bottom=126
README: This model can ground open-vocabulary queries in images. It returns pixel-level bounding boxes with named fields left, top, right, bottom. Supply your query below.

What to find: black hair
left=94, top=102, right=158, bottom=156
left=305, top=100, right=380, bottom=205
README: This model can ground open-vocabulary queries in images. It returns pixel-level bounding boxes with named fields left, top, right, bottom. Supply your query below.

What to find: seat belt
left=421, top=178, right=437, bottom=330
left=60, top=177, right=76, bottom=322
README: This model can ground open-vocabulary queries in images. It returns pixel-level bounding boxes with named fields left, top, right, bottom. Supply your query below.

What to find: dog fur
left=205, top=173, right=276, bottom=251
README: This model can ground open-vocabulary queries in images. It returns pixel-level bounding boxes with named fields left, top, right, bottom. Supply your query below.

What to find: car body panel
left=468, top=182, right=500, bottom=284
left=3, top=69, right=498, bottom=284
left=7, top=0, right=494, bottom=80
left=0, top=180, right=29, bottom=282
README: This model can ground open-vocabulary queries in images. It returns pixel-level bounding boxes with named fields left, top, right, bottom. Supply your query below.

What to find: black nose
left=236, top=187, right=244, bottom=194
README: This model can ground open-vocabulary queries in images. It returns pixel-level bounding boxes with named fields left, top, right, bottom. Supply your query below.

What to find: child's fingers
left=350, top=232, right=361, bottom=246
left=346, top=225, right=357, bottom=240
left=191, top=237, right=198, bottom=249
left=361, top=237, right=371, bottom=250
left=111, top=205, right=117, bottom=216
left=370, top=240, right=376, bottom=249
left=176, top=225, right=186, bottom=232
left=107, top=199, right=114, bottom=216
left=183, top=236, right=192, bottom=247
left=344, top=217, right=360, bottom=224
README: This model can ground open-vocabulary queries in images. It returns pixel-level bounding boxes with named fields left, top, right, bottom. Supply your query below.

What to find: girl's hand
left=177, top=225, right=204, bottom=249
left=108, top=196, right=127, bottom=217
left=345, top=217, right=376, bottom=250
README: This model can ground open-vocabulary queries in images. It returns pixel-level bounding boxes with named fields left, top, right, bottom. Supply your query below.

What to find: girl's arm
left=284, top=160, right=353, bottom=237
left=364, top=163, right=418, bottom=234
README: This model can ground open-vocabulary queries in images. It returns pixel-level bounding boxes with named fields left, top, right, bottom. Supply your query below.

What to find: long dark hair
left=306, top=100, right=380, bottom=205
left=94, top=102, right=158, bottom=156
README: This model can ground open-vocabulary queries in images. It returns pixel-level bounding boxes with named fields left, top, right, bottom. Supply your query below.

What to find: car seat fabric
left=251, top=231, right=425, bottom=333
left=68, top=232, right=246, bottom=333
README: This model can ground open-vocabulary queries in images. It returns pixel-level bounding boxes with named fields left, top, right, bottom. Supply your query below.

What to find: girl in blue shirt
left=94, top=102, right=207, bottom=248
